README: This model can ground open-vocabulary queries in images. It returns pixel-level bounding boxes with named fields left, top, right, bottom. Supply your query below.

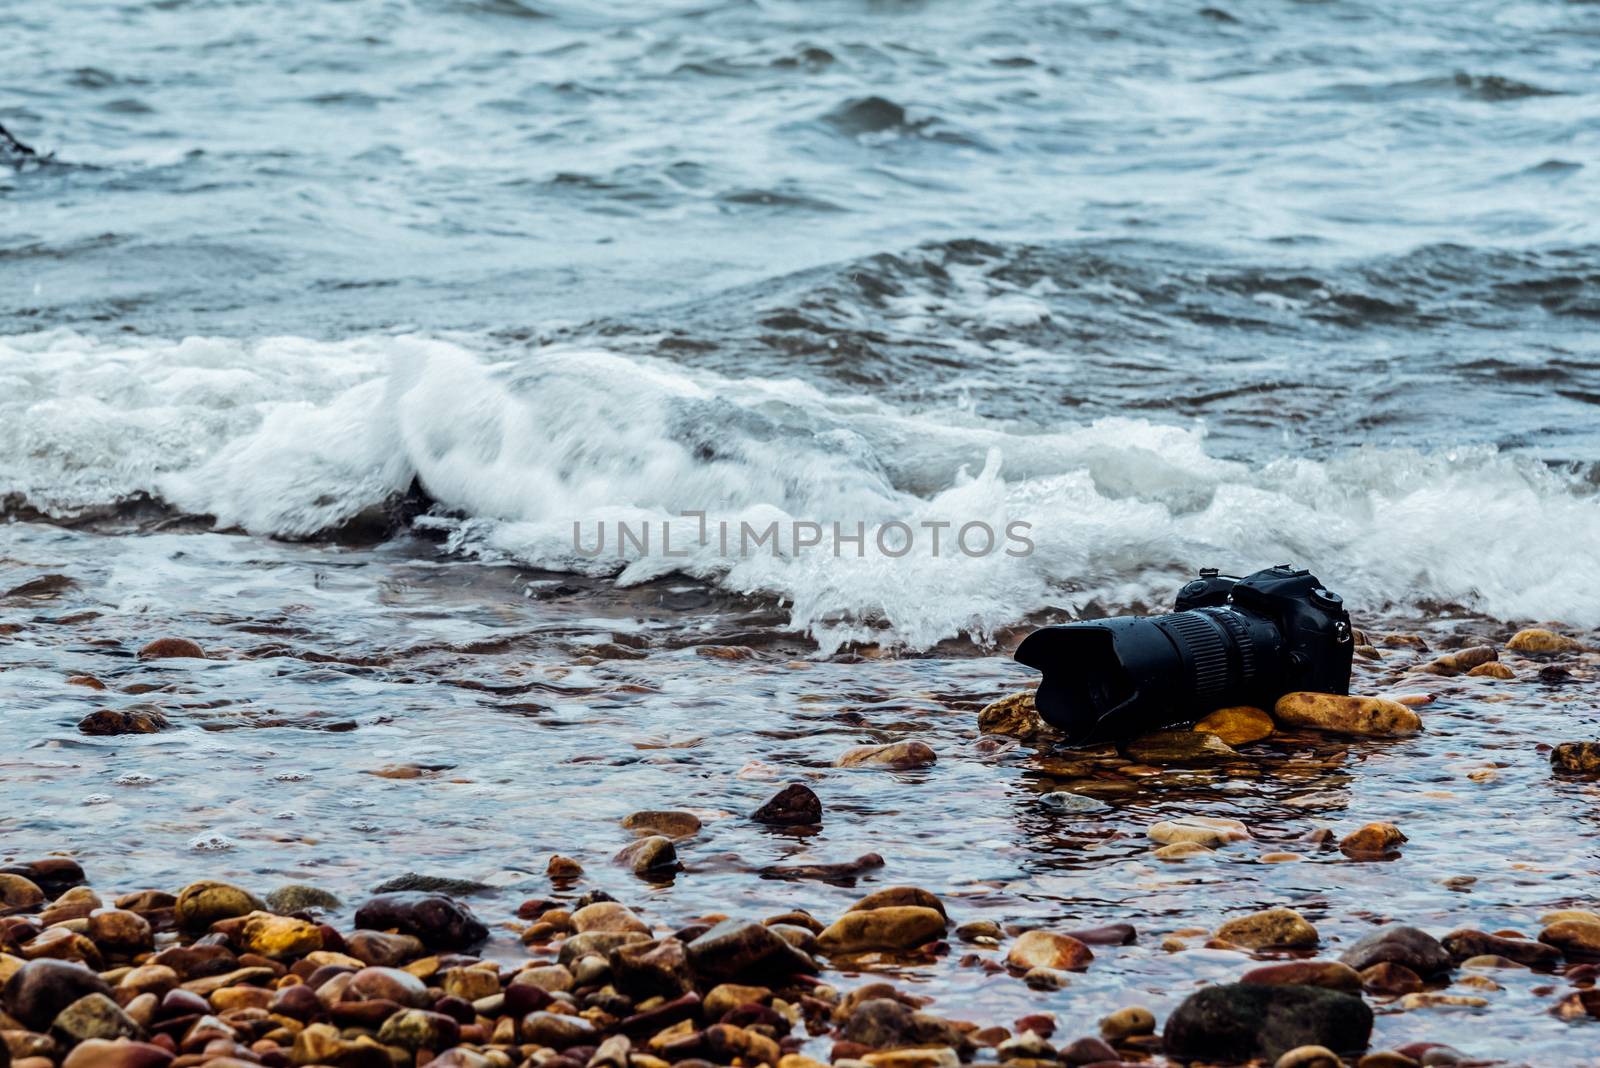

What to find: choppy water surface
left=3, top=0, right=1600, bottom=1062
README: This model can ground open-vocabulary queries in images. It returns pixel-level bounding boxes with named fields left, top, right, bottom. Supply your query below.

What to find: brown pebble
left=137, top=638, right=206, bottom=660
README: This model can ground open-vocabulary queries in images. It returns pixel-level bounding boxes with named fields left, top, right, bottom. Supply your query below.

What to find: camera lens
left=1014, top=607, right=1281, bottom=744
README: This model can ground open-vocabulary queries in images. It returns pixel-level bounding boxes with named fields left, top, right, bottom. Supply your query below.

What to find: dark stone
left=1441, top=929, right=1562, bottom=968
left=2, top=859, right=88, bottom=897
left=1338, top=925, right=1453, bottom=977
left=1062, top=923, right=1136, bottom=946
left=370, top=873, right=491, bottom=896
left=2, top=960, right=114, bottom=1030
left=352, top=893, right=487, bottom=951
left=759, top=852, right=885, bottom=883
left=610, top=937, right=694, bottom=997
left=1162, top=983, right=1373, bottom=1063
left=686, top=919, right=817, bottom=982
left=267, top=983, right=321, bottom=1020
left=503, top=982, right=553, bottom=1018
left=840, top=998, right=917, bottom=1047
left=752, top=784, right=823, bottom=826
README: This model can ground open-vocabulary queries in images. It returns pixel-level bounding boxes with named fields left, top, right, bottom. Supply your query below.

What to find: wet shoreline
left=4, top=524, right=1599, bottom=1065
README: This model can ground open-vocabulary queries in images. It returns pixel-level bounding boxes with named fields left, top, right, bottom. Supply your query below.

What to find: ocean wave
left=3, top=329, right=1597, bottom=650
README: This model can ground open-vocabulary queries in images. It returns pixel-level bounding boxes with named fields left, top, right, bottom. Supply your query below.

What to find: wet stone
left=751, top=783, right=823, bottom=825
left=173, top=881, right=265, bottom=930
left=1216, top=907, right=1319, bottom=949
left=686, top=919, right=816, bottom=981
left=51, top=992, right=140, bottom=1043
left=1339, top=822, right=1407, bottom=859
left=1419, top=645, right=1498, bottom=675
left=1339, top=925, right=1453, bottom=977
left=1098, top=1005, right=1155, bottom=1041
left=1538, top=919, right=1600, bottom=957
left=609, top=937, right=694, bottom=997
left=0, top=873, right=46, bottom=910
left=77, top=708, right=169, bottom=736
left=60, top=1039, right=174, bottom=1068
left=615, top=835, right=679, bottom=875
left=1276, top=1046, right=1342, bottom=1068
left=1550, top=742, right=1600, bottom=773
left=976, top=691, right=1051, bottom=739
left=1360, top=962, right=1424, bottom=996
left=1163, top=983, right=1373, bottom=1064
left=1273, top=692, right=1422, bottom=736
left=1441, top=929, right=1561, bottom=967
left=847, top=887, right=946, bottom=918
left=522, top=1010, right=599, bottom=1048
left=3, top=959, right=114, bottom=1030
left=377, top=1007, right=461, bottom=1051
left=1507, top=628, right=1583, bottom=654
left=1038, top=791, right=1110, bottom=815
left=621, top=810, right=702, bottom=839
left=136, top=638, right=206, bottom=659
left=1192, top=705, right=1275, bottom=746
left=1059, top=1036, right=1118, bottom=1064
left=835, top=741, right=937, bottom=769
left=351, top=892, right=487, bottom=950
left=1124, top=730, right=1238, bottom=764
left=265, top=884, right=341, bottom=914
left=1005, top=930, right=1093, bottom=972
left=817, top=907, right=946, bottom=955
left=1241, top=960, right=1363, bottom=991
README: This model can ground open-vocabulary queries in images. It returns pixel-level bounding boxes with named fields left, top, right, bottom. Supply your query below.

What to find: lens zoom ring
left=1199, top=607, right=1256, bottom=683
left=1162, top=611, right=1229, bottom=700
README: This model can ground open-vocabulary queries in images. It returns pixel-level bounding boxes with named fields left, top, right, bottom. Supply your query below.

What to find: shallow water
left=3, top=528, right=1599, bottom=1063
left=4, top=0, right=1600, bottom=1062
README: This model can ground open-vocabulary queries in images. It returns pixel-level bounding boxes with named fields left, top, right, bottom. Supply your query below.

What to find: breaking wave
left=2, top=329, right=1596, bottom=650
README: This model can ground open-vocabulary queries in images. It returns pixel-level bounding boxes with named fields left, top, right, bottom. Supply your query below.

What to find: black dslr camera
left=1014, top=565, right=1354, bottom=745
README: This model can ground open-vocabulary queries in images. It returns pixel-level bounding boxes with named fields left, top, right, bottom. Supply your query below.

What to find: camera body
left=1014, top=564, right=1354, bottom=745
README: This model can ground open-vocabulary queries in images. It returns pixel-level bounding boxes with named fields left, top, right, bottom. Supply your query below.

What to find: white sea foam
left=2, top=329, right=1595, bottom=649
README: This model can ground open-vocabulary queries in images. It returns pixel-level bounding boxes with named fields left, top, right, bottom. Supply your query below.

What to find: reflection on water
left=3, top=522, right=1597, bottom=1062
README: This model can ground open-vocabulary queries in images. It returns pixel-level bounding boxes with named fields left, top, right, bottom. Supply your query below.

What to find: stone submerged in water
left=1162, top=982, right=1373, bottom=1063
left=1124, top=730, right=1238, bottom=765
left=76, top=707, right=170, bottom=736
left=136, top=637, right=205, bottom=659
left=1272, top=692, right=1421, bottom=737
left=835, top=740, right=937, bottom=769
left=751, top=782, right=823, bottom=825
left=1192, top=705, right=1275, bottom=746
left=1147, top=815, right=1250, bottom=847
left=1039, top=791, right=1109, bottom=815
left=621, top=810, right=702, bottom=839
